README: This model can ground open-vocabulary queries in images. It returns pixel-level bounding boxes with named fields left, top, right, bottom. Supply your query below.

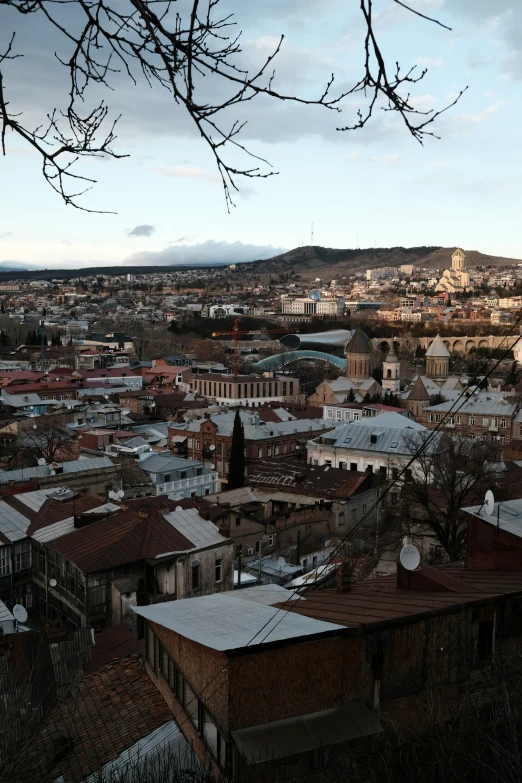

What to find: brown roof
left=345, top=327, right=372, bottom=356
left=49, top=505, right=194, bottom=572
left=19, top=656, right=171, bottom=783
left=248, top=458, right=371, bottom=499
left=282, top=568, right=522, bottom=632
left=408, top=375, right=430, bottom=401
left=26, top=494, right=103, bottom=536
left=83, top=625, right=140, bottom=675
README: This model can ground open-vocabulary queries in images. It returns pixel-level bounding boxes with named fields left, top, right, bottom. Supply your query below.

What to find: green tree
left=345, top=388, right=356, bottom=403
left=228, top=410, right=245, bottom=490
left=506, top=360, right=519, bottom=386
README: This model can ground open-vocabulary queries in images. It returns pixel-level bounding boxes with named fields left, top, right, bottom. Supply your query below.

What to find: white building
left=280, top=295, right=316, bottom=315
left=316, top=297, right=345, bottom=316
left=209, top=304, right=249, bottom=318
left=307, top=412, right=441, bottom=479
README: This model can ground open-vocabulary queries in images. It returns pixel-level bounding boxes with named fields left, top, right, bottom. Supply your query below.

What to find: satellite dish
left=13, top=604, right=28, bottom=624
left=37, top=457, right=46, bottom=466
left=209, top=444, right=216, bottom=451
left=209, top=463, right=216, bottom=470
left=49, top=578, right=57, bottom=588
left=308, top=289, right=321, bottom=302
left=278, top=557, right=286, bottom=566
left=400, top=544, right=420, bottom=572
left=484, top=489, right=495, bottom=516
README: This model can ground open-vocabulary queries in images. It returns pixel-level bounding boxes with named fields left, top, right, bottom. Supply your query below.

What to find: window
left=236, top=544, right=242, bottom=556
left=14, top=540, right=30, bottom=571
left=390, top=441, right=399, bottom=449
left=428, top=414, right=433, bottom=423
left=196, top=468, right=202, bottom=476
left=350, top=463, right=357, bottom=471
left=501, top=419, right=506, bottom=428
left=191, top=564, right=201, bottom=590
left=196, top=441, right=200, bottom=449
left=470, top=416, right=475, bottom=426
left=353, top=412, right=359, bottom=421
left=215, top=559, right=222, bottom=583
left=338, top=512, right=345, bottom=525
left=257, top=447, right=262, bottom=458
left=457, top=415, right=462, bottom=424
left=302, top=558, right=308, bottom=570
left=343, top=437, right=352, bottom=445
left=235, top=516, right=241, bottom=527
left=268, top=535, right=274, bottom=546
left=191, top=491, right=197, bottom=498
left=336, top=410, right=342, bottom=420
left=370, top=434, right=377, bottom=444
left=339, top=461, right=346, bottom=470
left=326, top=409, right=333, bottom=418
left=163, top=474, right=171, bottom=483
left=267, top=446, right=272, bottom=456
left=483, top=418, right=489, bottom=427
left=0, top=547, right=10, bottom=576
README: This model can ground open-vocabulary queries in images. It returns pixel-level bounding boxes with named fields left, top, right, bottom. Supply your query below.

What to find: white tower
left=382, top=344, right=400, bottom=392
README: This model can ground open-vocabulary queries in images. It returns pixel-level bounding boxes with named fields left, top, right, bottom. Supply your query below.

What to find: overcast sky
left=0, top=0, right=521, bottom=268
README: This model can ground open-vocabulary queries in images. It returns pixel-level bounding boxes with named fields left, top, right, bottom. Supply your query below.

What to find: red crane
left=212, top=319, right=291, bottom=376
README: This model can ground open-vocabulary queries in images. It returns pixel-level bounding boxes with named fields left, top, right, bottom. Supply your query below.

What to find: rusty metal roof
left=280, top=569, right=522, bottom=632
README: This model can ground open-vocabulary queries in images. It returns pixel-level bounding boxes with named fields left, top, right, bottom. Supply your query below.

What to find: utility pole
left=237, top=551, right=242, bottom=588
left=258, top=539, right=262, bottom=585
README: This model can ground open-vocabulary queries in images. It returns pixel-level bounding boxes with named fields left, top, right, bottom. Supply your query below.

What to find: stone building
left=425, top=334, right=450, bottom=379
left=435, top=248, right=472, bottom=293
left=381, top=344, right=400, bottom=392
left=345, top=327, right=372, bottom=382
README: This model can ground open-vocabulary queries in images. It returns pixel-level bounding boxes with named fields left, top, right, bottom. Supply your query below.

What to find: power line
left=168, top=314, right=522, bottom=735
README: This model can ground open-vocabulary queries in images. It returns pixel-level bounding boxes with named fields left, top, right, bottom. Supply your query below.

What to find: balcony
left=156, top=472, right=218, bottom=495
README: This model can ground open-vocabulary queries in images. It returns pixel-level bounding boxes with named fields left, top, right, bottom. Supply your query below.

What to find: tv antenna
left=399, top=544, right=420, bottom=571
left=310, top=223, right=314, bottom=246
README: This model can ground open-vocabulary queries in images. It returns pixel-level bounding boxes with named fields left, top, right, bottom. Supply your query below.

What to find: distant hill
left=245, top=245, right=522, bottom=279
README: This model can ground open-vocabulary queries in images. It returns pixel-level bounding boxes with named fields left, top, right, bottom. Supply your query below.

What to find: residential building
left=307, top=412, right=441, bottom=480
left=139, top=454, right=218, bottom=497
left=135, top=544, right=522, bottom=780
left=0, top=455, right=121, bottom=497
left=323, top=402, right=414, bottom=424
left=168, top=410, right=333, bottom=485
left=421, top=395, right=518, bottom=446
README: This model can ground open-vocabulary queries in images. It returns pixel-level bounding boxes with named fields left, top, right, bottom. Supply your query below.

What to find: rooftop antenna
left=310, top=223, right=314, bottom=246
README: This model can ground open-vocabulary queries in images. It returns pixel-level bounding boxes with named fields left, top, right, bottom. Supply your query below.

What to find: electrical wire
left=166, top=315, right=522, bottom=736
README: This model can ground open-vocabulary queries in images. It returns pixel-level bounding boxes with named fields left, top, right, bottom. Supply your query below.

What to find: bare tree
left=0, top=0, right=465, bottom=210
left=13, top=414, right=76, bottom=467
left=399, top=432, right=499, bottom=561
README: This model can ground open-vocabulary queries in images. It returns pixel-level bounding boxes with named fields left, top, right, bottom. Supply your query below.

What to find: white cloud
left=454, top=99, right=506, bottom=123
left=0, top=232, right=13, bottom=240
left=122, top=240, right=288, bottom=266
left=127, top=224, right=155, bottom=237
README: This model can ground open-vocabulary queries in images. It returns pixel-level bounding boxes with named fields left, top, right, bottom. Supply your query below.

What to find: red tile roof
left=18, top=656, right=172, bottom=783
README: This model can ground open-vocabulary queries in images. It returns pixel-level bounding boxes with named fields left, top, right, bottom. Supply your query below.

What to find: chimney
left=157, top=504, right=169, bottom=514
left=138, top=507, right=149, bottom=519
left=336, top=561, right=353, bottom=592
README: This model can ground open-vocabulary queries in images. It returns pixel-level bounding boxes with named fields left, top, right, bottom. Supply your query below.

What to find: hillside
left=245, top=245, right=522, bottom=281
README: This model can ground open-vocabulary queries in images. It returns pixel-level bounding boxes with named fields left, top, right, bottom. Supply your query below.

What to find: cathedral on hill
left=435, top=248, right=472, bottom=294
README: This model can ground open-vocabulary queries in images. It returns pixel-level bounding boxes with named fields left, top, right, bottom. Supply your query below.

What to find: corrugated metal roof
left=0, top=599, right=15, bottom=624
left=133, top=593, right=346, bottom=650
left=140, top=454, right=202, bottom=474
left=0, top=456, right=115, bottom=484
left=168, top=411, right=332, bottom=441
left=162, top=507, right=226, bottom=550
left=311, top=415, right=438, bottom=457
left=427, top=397, right=516, bottom=415
left=0, top=500, right=31, bottom=541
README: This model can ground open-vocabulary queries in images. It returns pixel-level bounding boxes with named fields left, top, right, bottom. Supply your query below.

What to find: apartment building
left=190, top=373, right=300, bottom=406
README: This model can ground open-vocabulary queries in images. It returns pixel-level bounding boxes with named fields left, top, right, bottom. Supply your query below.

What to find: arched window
left=386, top=369, right=391, bottom=378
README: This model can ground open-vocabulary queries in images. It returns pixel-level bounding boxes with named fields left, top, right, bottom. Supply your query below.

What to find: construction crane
left=212, top=319, right=291, bottom=376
